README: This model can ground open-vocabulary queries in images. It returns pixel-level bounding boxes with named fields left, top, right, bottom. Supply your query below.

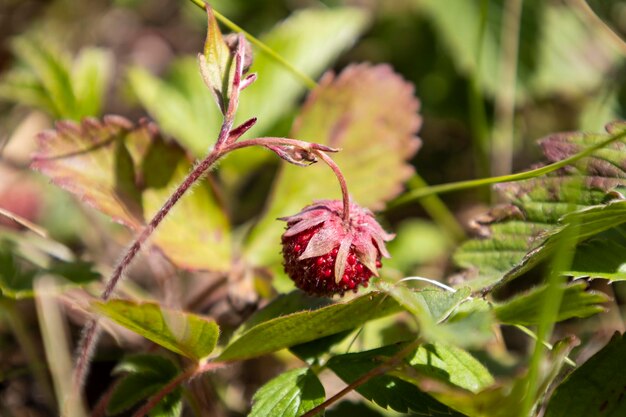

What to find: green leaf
left=92, top=300, right=220, bottom=360
left=385, top=284, right=494, bottom=347
left=544, top=332, right=626, bottom=417
left=417, top=1, right=620, bottom=99
left=127, top=61, right=222, bottom=157
left=249, top=367, right=325, bottom=417
left=430, top=337, right=577, bottom=417
left=108, top=354, right=180, bottom=416
left=72, top=48, right=113, bottom=117
left=455, top=122, right=626, bottom=290
left=9, top=36, right=76, bottom=118
left=387, top=286, right=471, bottom=324
left=199, top=6, right=234, bottom=113
left=233, top=290, right=333, bottom=338
left=0, top=36, right=112, bottom=119
left=384, top=219, right=451, bottom=274
left=0, top=237, right=100, bottom=299
left=219, top=291, right=402, bottom=361
left=245, top=64, right=421, bottom=268
left=400, top=343, right=494, bottom=393
left=31, top=116, right=231, bottom=271
left=326, top=345, right=467, bottom=416
left=493, top=281, right=608, bottom=325
left=112, top=354, right=179, bottom=376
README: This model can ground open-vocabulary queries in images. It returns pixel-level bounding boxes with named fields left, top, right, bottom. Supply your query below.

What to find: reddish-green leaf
left=246, top=64, right=421, bottom=266
left=455, top=122, right=626, bottom=290
left=31, top=116, right=231, bottom=271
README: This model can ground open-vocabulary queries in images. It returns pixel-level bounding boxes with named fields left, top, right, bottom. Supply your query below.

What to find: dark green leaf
left=545, top=332, right=626, bottom=417
left=219, top=292, right=402, bottom=361
left=108, top=354, right=180, bottom=416
left=494, top=281, right=608, bottom=325
left=326, top=345, right=466, bottom=416
left=93, top=300, right=220, bottom=360
left=0, top=237, right=100, bottom=299
left=289, top=330, right=353, bottom=364
left=249, top=368, right=325, bottom=417
left=325, top=401, right=385, bottom=417
left=111, top=354, right=179, bottom=376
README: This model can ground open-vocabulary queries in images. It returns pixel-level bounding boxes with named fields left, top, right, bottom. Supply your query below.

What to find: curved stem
left=73, top=148, right=226, bottom=388
left=132, top=362, right=225, bottom=417
left=227, top=136, right=349, bottom=220
left=301, top=339, right=421, bottom=417
left=390, top=129, right=626, bottom=207
left=315, top=150, right=351, bottom=223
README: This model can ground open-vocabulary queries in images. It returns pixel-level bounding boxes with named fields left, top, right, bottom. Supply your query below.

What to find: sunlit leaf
left=245, top=64, right=421, bottom=267
left=31, top=116, right=231, bottom=271
left=385, top=284, right=494, bottom=347
left=493, top=281, right=608, bottom=325
left=199, top=6, right=234, bottom=113
left=402, top=343, right=494, bottom=393
left=455, top=122, right=626, bottom=290
left=249, top=367, right=325, bottom=417
left=219, top=291, right=402, bottom=361
left=428, top=337, right=577, bottom=417
left=92, top=300, right=220, bottom=360
left=544, top=332, right=626, bottom=417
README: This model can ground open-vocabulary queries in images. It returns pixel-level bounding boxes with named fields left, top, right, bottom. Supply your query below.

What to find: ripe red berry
left=280, top=200, right=393, bottom=297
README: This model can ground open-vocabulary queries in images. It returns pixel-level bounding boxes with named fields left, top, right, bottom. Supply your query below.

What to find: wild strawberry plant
left=0, top=1, right=625, bottom=417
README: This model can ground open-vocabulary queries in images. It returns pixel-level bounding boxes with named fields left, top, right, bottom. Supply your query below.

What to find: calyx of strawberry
left=280, top=200, right=393, bottom=297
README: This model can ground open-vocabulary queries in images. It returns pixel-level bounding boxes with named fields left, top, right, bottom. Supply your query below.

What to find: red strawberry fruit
left=280, top=200, right=394, bottom=297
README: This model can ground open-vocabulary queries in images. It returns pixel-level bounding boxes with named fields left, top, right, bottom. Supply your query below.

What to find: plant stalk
left=301, top=339, right=421, bottom=417
left=315, top=150, right=351, bottom=223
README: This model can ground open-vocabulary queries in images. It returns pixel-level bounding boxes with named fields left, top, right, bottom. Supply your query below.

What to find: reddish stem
left=131, top=362, right=225, bottom=417
left=301, top=340, right=421, bottom=417
left=315, top=150, right=351, bottom=223
left=73, top=32, right=253, bottom=392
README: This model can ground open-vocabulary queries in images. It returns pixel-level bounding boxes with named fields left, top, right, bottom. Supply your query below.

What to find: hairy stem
left=301, top=339, right=421, bottom=417
left=315, top=150, right=351, bottom=223
left=72, top=16, right=255, bottom=392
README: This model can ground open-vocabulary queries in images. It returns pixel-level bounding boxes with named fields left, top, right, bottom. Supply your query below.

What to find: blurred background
left=1, top=0, right=626, bottom=415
